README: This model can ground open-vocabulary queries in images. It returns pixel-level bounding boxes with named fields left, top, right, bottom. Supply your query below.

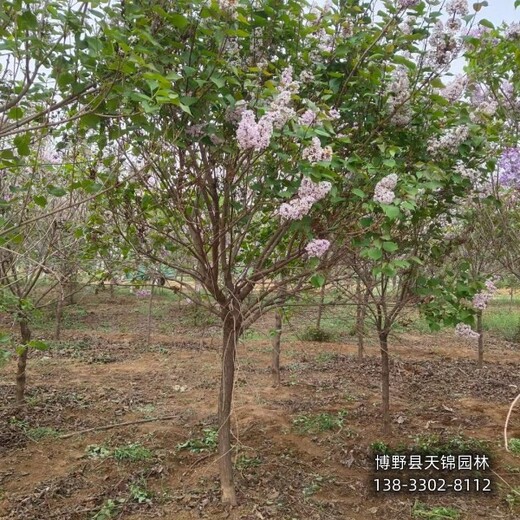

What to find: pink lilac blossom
left=506, top=22, right=520, bottom=40
left=441, top=75, right=467, bottom=102
left=278, top=178, right=332, bottom=221
left=427, top=20, right=459, bottom=67
left=399, top=16, right=416, bottom=35
left=219, top=0, right=238, bottom=12
left=446, top=0, right=469, bottom=16
left=373, top=174, right=398, bottom=204
left=398, top=0, right=419, bottom=8
left=236, top=110, right=273, bottom=151
left=299, top=109, right=318, bottom=126
left=305, top=239, right=330, bottom=258
left=302, top=137, right=333, bottom=164
left=455, top=323, right=480, bottom=339
left=300, top=70, right=314, bottom=83
left=328, top=108, right=340, bottom=120
left=472, top=279, right=497, bottom=310
left=498, top=147, right=520, bottom=187
left=264, top=91, right=296, bottom=129
left=387, top=66, right=412, bottom=125
left=427, top=125, right=469, bottom=157
left=470, top=99, right=498, bottom=123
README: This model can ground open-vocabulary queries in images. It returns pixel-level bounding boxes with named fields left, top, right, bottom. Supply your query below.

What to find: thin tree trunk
left=316, top=281, right=326, bottom=330
left=55, top=285, right=64, bottom=340
left=271, top=308, right=282, bottom=387
left=477, top=310, right=484, bottom=368
left=16, top=319, right=32, bottom=404
left=218, top=309, right=241, bottom=505
left=146, top=280, right=155, bottom=346
left=379, top=330, right=391, bottom=435
left=356, top=280, right=366, bottom=361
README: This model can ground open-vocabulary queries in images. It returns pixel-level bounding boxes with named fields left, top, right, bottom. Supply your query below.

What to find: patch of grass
left=129, top=481, right=153, bottom=504
left=370, top=440, right=392, bottom=455
left=26, top=426, right=60, bottom=441
left=509, top=438, right=520, bottom=454
left=86, top=444, right=111, bottom=459
left=9, top=418, right=60, bottom=440
left=176, top=428, right=218, bottom=453
left=303, top=474, right=324, bottom=499
left=314, top=352, right=336, bottom=363
left=235, top=454, right=262, bottom=470
left=91, top=498, right=124, bottom=520
left=412, top=501, right=460, bottom=519
left=483, top=308, right=520, bottom=341
left=86, top=443, right=153, bottom=462
left=293, top=411, right=347, bottom=435
left=299, top=326, right=334, bottom=342
left=413, top=433, right=490, bottom=456
left=505, top=487, right=520, bottom=512
left=112, top=443, right=153, bottom=462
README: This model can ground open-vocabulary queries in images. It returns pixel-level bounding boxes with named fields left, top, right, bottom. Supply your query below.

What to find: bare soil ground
left=0, top=292, right=519, bottom=519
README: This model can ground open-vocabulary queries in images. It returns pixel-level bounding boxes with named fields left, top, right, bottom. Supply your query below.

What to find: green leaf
left=367, top=247, right=383, bottom=260
left=382, top=241, right=398, bottom=252
left=28, top=340, right=49, bottom=351
left=13, top=134, right=30, bottom=156
left=430, top=77, right=445, bottom=89
left=382, top=205, right=401, bottom=219
left=352, top=188, right=366, bottom=199
left=18, top=11, right=38, bottom=30
left=179, top=104, right=192, bottom=115
left=478, top=19, right=494, bottom=29
left=310, top=274, right=326, bottom=288
left=8, top=107, right=24, bottom=119
left=170, top=13, right=190, bottom=29
left=47, top=185, right=67, bottom=197
left=34, top=195, right=47, bottom=207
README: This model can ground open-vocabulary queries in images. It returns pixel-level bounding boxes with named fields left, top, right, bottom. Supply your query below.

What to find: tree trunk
left=146, top=280, right=155, bottom=346
left=16, top=319, right=32, bottom=404
left=356, top=280, right=366, bottom=361
left=218, top=309, right=241, bottom=505
left=379, top=330, right=391, bottom=435
left=477, top=310, right=484, bottom=368
left=55, top=285, right=64, bottom=340
left=271, top=308, right=282, bottom=387
left=316, top=281, right=326, bottom=330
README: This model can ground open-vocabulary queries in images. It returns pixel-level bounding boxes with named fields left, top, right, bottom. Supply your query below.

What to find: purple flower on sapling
left=305, top=239, right=331, bottom=258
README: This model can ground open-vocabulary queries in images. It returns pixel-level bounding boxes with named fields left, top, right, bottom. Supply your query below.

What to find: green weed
left=112, top=443, right=153, bottom=462
left=299, top=327, right=334, bottom=342
left=293, top=411, right=347, bottom=434
left=508, top=438, right=520, bottom=454
left=412, top=501, right=460, bottom=519
left=176, top=428, right=218, bottom=453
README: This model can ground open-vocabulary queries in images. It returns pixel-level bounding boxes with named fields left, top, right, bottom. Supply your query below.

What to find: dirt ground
left=0, top=292, right=519, bottom=519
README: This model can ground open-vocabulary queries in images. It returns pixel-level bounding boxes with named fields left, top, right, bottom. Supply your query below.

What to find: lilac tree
left=78, top=0, right=517, bottom=503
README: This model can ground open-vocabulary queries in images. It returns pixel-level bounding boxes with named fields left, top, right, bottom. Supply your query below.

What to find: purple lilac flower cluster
left=305, top=239, right=330, bottom=258
left=135, top=289, right=152, bottom=298
left=398, top=0, right=419, bottom=8
left=455, top=323, right=480, bottom=340
left=387, top=67, right=412, bottom=126
left=498, top=147, right=520, bottom=188
left=373, top=174, right=398, bottom=204
left=472, top=279, right=497, bottom=310
left=278, top=178, right=332, bottom=221
left=302, top=137, right=332, bottom=164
